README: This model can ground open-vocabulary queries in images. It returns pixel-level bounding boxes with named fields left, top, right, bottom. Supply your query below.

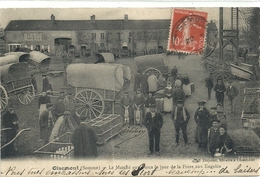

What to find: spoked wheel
left=207, top=60, right=231, bottom=80
left=143, top=68, right=161, bottom=77
left=74, top=89, right=104, bottom=119
left=17, top=85, right=35, bottom=105
left=0, top=85, right=8, bottom=111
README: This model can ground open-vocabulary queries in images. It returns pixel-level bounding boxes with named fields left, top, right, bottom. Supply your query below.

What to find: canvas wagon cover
left=66, top=64, right=124, bottom=92
left=0, top=63, right=30, bottom=83
left=95, top=53, right=115, bottom=63
left=134, top=54, right=167, bottom=73
left=5, top=52, right=30, bottom=62
left=96, top=63, right=131, bottom=81
left=0, top=55, right=20, bottom=66
left=29, top=51, right=51, bottom=63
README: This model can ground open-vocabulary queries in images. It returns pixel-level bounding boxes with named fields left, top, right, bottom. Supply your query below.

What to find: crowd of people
left=2, top=64, right=240, bottom=159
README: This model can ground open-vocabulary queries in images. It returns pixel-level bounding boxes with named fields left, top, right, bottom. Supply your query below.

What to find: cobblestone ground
left=1, top=54, right=259, bottom=159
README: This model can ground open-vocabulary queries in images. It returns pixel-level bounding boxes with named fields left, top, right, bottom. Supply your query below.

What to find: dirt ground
left=1, top=54, right=260, bottom=160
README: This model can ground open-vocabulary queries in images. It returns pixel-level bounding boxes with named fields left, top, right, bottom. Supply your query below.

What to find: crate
left=34, top=132, right=74, bottom=159
left=87, top=114, right=123, bottom=144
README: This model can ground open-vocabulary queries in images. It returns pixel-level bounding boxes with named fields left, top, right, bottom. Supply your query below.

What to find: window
left=24, top=34, right=28, bottom=41
left=29, top=34, right=33, bottom=41
left=33, top=34, right=37, bottom=41
left=31, top=45, right=34, bottom=50
left=92, top=33, right=96, bottom=40
left=100, top=43, right=105, bottom=48
left=100, top=33, right=105, bottom=40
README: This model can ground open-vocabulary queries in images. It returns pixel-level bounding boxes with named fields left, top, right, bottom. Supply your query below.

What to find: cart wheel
left=17, top=85, right=35, bottom=105
left=74, top=89, right=104, bottom=119
left=143, top=68, right=161, bottom=77
left=0, top=85, right=8, bottom=111
left=207, top=60, right=231, bottom=80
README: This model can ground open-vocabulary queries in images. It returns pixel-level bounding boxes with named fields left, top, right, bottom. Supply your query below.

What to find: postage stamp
left=168, top=8, right=208, bottom=54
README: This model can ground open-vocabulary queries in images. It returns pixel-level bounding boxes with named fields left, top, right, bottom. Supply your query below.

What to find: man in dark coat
left=226, top=80, right=239, bottom=114
left=42, top=74, right=51, bottom=92
left=38, top=91, right=51, bottom=119
left=31, top=74, right=38, bottom=94
left=39, top=103, right=55, bottom=144
left=172, top=100, right=190, bottom=147
left=205, top=73, right=214, bottom=99
left=2, top=107, right=19, bottom=156
left=72, top=116, right=98, bottom=158
left=194, top=101, right=211, bottom=148
left=214, top=78, right=226, bottom=107
left=144, top=105, right=163, bottom=156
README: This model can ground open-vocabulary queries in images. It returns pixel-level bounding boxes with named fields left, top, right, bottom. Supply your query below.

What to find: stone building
left=3, top=14, right=170, bottom=57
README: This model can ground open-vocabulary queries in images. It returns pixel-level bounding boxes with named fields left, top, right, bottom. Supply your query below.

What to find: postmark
left=168, top=8, right=208, bottom=54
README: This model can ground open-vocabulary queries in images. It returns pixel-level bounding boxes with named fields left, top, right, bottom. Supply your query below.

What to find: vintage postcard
left=0, top=4, right=260, bottom=177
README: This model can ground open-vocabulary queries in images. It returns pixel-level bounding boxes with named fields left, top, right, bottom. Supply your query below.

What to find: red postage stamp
left=168, top=8, right=208, bottom=54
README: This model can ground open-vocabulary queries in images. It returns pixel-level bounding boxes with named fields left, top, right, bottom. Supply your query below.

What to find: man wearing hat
left=38, top=91, right=51, bottom=119
left=213, top=78, right=226, bottom=107
left=49, top=111, right=75, bottom=142
left=217, top=110, right=227, bottom=128
left=119, top=91, right=134, bottom=124
left=31, top=74, right=38, bottom=94
left=39, top=103, right=55, bottom=144
left=2, top=106, right=19, bottom=156
left=194, top=100, right=211, bottom=148
left=144, top=104, right=163, bottom=156
left=133, top=89, right=145, bottom=125
left=215, top=125, right=234, bottom=156
left=172, top=100, right=190, bottom=147
left=42, top=74, right=52, bottom=92
left=210, top=107, right=218, bottom=122
left=52, top=97, right=66, bottom=122
left=72, top=116, right=98, bottom=158
left=226, top=80, right=239, bottom=115
left=207, top=119, right=220, bottom=155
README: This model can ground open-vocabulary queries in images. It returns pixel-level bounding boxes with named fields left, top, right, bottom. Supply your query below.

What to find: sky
left=0, top=7, right=220, bottom=28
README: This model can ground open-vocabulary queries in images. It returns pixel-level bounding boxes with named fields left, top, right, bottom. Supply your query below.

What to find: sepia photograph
left=0, top=4, right=260, bottom=176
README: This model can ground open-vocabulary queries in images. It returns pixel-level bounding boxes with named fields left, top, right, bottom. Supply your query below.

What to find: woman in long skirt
left=163, top=82, right=173, bottom=113
left=182, top=73, right=191, bottom=97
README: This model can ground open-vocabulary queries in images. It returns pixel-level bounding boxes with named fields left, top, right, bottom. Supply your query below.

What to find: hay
left=229, top=129, right=260, bottom=151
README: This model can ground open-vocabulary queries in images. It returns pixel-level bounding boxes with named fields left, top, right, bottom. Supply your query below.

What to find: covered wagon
left=134, top=54, right=168, bottom=77
left=0, top=63, right=35, bottom=111
left=67, top=63, right=129, bottom=119
left=29, top=51, right=51, bottom=72
left=0, top=55, right=24, bottom=66
left=5, top=52, right=30, bottom=63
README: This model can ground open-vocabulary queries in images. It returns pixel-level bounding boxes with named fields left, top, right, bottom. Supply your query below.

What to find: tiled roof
left=4, top=19, right=170, bottom=31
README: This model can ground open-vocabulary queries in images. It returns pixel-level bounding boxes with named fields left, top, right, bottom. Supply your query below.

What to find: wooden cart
left=0, top=63, right=35, bottom=111
left=66, top=63, right=130, bottom=119
left=28, top=51, right=51, bottom=72
left=134, top=54, right=168, bottom=77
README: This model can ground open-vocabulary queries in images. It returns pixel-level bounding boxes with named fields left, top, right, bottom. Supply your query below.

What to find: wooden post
left=219, top=7, right=223, bottom=60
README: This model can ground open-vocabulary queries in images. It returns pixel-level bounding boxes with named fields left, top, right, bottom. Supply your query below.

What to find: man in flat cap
left=194, top=100, right=210, bottom=148
left=133, top=89, right=145, bottom=125
left=226, top=80, right=239, bottom=115
left=119, top=91, right=134, bottom=124
left=144, top=104, right=163, bottom=156
left=172, top=100, right=190, bottom=147
left=49, top=111, right=75, bottom=142
left=39, top=103, right=55, bottom=144
left=2, top=106, right=19, bottom=156
left=42, top=74, right=52, bottom=92
left=208, top=119, right=220, bottom=155
left=213, top=77, right=226, bottom=107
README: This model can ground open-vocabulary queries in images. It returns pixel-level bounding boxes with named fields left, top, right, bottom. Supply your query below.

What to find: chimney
left=91, top=15, right=95, bottom=24
left=124, top=14, right=128, bottom=21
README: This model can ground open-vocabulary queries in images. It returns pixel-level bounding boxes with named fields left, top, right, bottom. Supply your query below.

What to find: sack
left=136, top=109, right=140, bottom=124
